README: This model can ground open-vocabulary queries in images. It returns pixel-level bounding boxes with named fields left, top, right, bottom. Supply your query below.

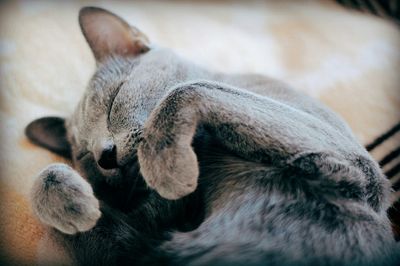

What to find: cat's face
left=25, top=7, right=191, bottom=186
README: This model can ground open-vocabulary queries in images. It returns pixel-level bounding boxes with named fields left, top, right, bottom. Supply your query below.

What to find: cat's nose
left=97, top=144, right=118, bottom=170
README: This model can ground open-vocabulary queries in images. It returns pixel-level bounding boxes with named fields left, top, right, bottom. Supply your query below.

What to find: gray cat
left=25, top=6, right=398, bottom=266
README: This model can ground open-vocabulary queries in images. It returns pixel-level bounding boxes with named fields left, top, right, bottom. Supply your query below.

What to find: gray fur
left=30, top=163, right=100, bottom=234
left=26, top=6, right=398, bottom=266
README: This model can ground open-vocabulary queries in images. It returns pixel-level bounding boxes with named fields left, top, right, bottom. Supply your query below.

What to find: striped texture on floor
left=366, top=122, right=400, bottom=240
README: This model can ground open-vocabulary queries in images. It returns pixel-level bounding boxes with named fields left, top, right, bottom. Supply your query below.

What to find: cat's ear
left=79, top=6, right=150, bottom=63
left=25, top=117, right=71, bottom=158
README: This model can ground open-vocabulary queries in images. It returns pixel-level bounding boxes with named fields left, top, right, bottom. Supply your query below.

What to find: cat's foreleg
left=31, top=163, right=162, bottom=265
left=30, top=163, right=101, bottom=234
left=138, top=80, right=349, bottom=200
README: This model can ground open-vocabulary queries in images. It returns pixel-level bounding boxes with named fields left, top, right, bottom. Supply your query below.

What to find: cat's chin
left=99, top=167, right=121, bottom=177
left=101, top=160, right=142, bottom=187
left=99, top=168, right=123, bottom=185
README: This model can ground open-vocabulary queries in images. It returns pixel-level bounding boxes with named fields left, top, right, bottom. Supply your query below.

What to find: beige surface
left=0, top=0, right=399, bottom=265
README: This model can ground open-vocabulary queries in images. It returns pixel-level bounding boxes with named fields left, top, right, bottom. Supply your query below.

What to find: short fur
left=25, top=6, right=398, bottom=266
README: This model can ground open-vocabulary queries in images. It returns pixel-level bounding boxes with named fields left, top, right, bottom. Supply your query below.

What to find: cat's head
left=25, top=7, right=192, bottom=188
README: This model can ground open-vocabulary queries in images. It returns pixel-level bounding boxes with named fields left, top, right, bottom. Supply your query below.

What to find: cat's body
left=26, top=7, right=398, bottom=266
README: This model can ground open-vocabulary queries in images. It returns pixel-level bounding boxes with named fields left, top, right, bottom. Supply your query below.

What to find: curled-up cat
left=25, top=6, right=399, bottom=266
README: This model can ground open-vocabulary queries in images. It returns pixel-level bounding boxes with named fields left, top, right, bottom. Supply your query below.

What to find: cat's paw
left=30, top=163, right=101, bottom=234
left=138, top=139, right=199, bottom=200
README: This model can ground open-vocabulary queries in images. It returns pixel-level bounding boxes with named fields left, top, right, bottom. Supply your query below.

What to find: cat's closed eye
left=107, top=81, right=124, bottom=123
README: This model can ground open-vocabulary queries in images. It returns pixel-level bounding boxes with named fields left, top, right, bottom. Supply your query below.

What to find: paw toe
left=55, top=222, right=79, bottom=235
left=74, top=207, right=101, bottom=232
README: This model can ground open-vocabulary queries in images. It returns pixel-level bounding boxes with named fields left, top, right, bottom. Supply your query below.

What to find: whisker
left=76, top=151, right=90, bottom=161
left=123, top=162, right=143, bottom=209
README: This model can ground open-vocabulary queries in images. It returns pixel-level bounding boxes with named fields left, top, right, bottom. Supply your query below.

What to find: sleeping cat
left=25, top=6, right=398, bottom=266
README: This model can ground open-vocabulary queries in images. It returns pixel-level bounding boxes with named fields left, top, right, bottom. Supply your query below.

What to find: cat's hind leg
left=30, top=163, right=101, bottom=234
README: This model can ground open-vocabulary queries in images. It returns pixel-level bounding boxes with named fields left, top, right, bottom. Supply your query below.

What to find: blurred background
left=0, top=0, right=399, bottom=265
